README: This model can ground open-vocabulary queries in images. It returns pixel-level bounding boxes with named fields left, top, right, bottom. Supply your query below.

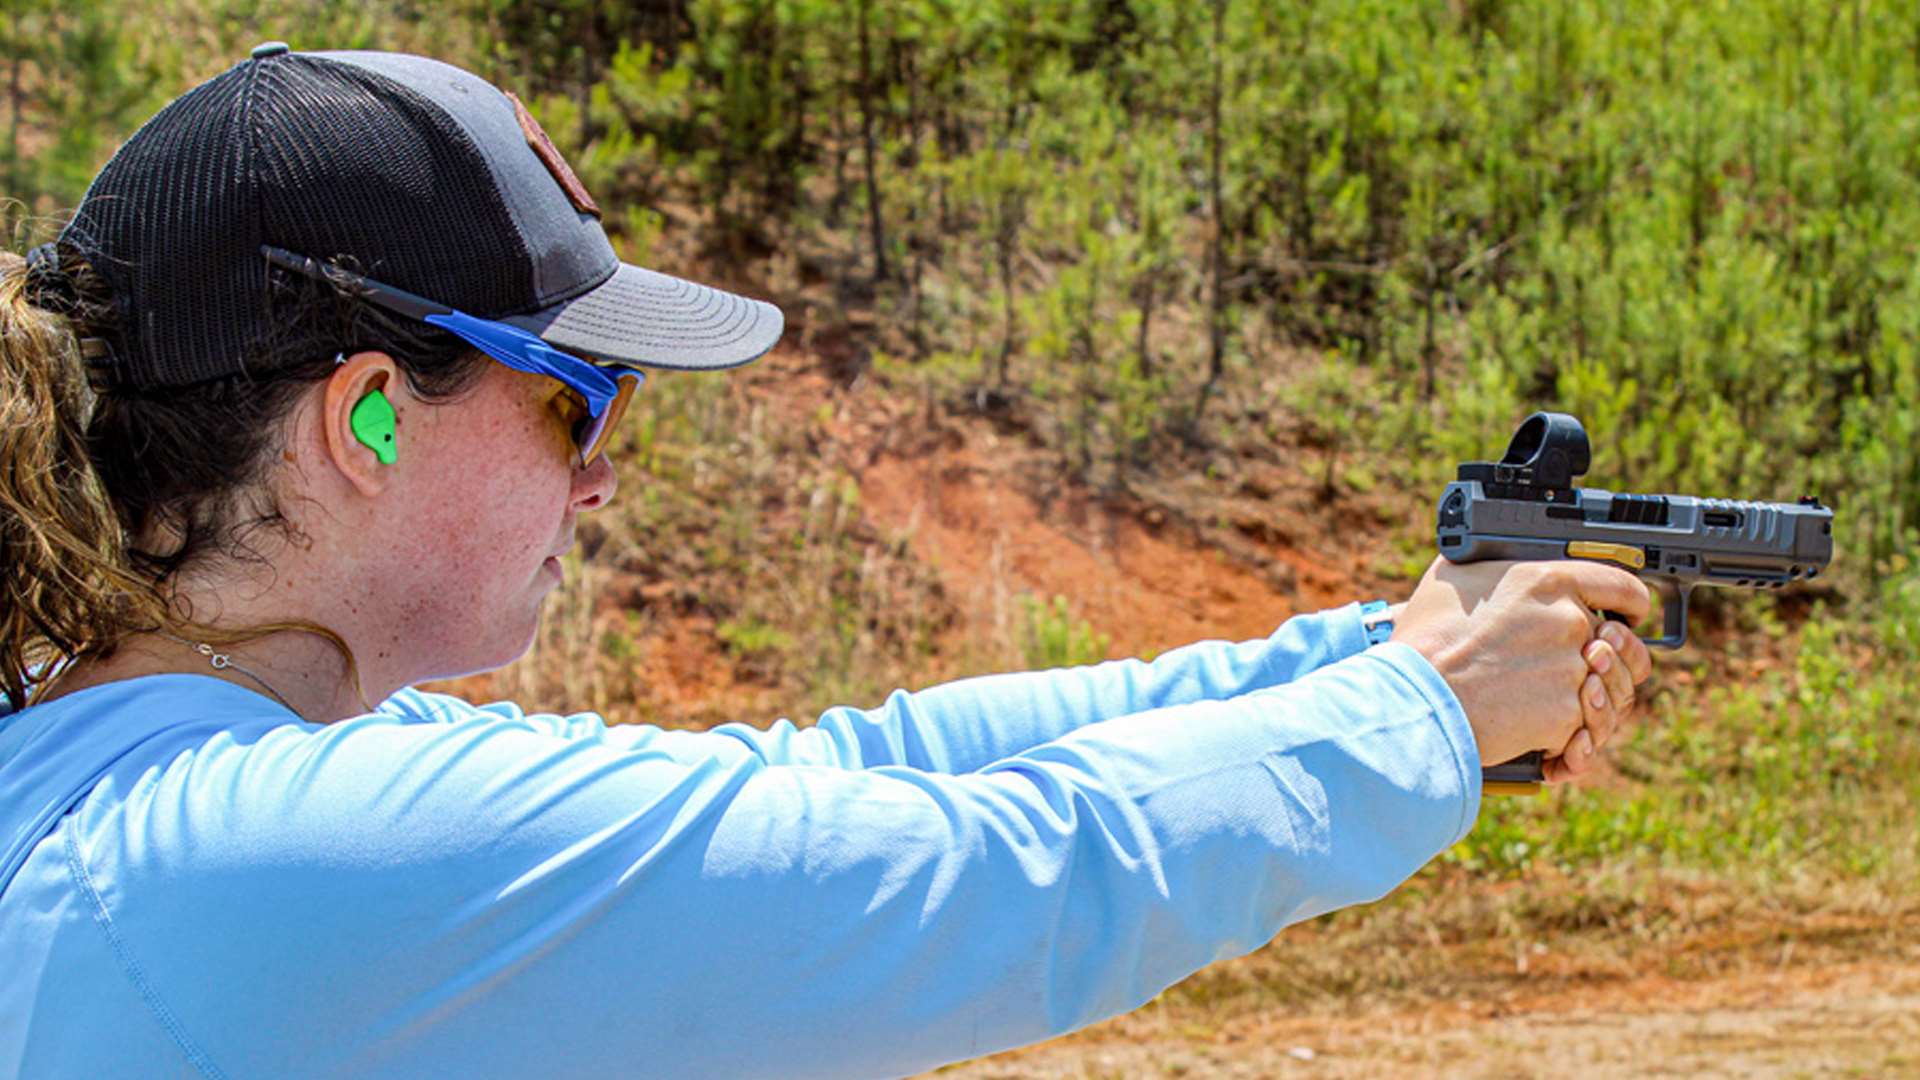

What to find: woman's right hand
left=1390, top=557, right=1653, bottom=769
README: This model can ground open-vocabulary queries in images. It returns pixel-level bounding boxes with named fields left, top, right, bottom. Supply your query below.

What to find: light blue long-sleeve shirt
left=0, top=603, right=1480, bottom=1078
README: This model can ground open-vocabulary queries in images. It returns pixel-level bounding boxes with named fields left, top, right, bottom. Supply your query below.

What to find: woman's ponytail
left=0, top=246, right=166, bottom=708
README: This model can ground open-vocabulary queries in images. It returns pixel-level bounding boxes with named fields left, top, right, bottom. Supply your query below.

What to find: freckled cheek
left=408, top=391, right=571, bottom=571
left=437, top=475, right=566, bottom=576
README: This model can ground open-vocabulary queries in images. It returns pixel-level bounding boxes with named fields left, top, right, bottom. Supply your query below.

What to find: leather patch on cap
left=508, top=90, right=602, bottom=219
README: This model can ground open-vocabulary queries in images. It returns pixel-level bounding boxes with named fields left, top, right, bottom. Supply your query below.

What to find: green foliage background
left=12, top=0, right=1917, bottom=924
left=536, top=0, right=1905, bottom=573
left=20, top=0, right=1920, bottom=568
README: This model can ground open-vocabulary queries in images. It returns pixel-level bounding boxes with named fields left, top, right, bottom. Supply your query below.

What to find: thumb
left=1564, top=560, right=1653, bottom=624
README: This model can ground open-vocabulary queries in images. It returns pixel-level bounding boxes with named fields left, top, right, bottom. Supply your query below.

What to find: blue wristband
left=1359, top=600, right=1395, bottom=646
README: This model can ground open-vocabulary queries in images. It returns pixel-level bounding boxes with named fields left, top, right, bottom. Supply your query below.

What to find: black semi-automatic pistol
left=1436, top=412, right=1834, bottom=795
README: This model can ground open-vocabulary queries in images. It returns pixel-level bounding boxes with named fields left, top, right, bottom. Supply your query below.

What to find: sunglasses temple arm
left=260, top=245, right=452, bottom=324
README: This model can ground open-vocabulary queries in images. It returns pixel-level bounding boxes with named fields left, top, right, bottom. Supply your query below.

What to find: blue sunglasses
left=262, top=245, right=644, bottom=465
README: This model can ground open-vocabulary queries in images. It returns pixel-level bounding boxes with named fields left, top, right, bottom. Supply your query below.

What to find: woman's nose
left=573, top=449, right=618, bottom=511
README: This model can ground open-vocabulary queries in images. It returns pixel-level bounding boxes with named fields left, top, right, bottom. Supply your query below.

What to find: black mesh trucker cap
left=59, top=43, right=783, bottom=389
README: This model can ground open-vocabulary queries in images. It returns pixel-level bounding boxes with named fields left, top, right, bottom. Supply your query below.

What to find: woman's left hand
left=1543, top=619, right=1654, bottom=782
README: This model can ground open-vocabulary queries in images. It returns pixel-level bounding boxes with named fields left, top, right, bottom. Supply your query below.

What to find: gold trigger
left=1566, top=541, right=1647, bottom=570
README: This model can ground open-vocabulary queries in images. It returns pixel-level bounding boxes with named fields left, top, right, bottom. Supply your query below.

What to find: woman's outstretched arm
left=411, top=602, right=1379, bottom=774
left=48, top=642, right=1475, bottom=1079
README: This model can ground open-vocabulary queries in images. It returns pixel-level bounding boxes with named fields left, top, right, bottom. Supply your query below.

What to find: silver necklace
left=158, top=631, right=299, bottom=714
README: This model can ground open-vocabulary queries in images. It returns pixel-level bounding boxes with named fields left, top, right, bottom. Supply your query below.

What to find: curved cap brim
left=501, top=262, right=784, bottom=371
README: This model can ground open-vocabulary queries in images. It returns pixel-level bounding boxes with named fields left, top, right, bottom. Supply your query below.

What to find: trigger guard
left=1602, top=581, right=1687, bottom=650
left=1646, top=578, right=1688, bottom=650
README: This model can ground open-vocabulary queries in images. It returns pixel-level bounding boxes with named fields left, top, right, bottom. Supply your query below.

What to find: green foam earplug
left=350, top=388, right=397, bottom=465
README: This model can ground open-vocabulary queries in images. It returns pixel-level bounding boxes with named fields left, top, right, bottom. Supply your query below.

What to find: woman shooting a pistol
left=0, top=46, right=1651, bottom=1079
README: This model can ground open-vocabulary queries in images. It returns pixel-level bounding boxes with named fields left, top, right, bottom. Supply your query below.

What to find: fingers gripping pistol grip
left=1481, top=572, right=1687, bottom=798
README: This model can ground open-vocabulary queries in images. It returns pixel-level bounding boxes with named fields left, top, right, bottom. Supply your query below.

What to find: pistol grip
left=1484, top=780, right=1542, bottom=797
left=1482, top=750, right=1544, bottom=796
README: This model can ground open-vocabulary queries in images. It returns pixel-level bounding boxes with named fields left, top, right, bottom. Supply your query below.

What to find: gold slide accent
left=1566, top=540, right=1647, bottom=569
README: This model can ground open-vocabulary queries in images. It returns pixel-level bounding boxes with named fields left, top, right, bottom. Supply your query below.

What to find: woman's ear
left=322, top=351, right=401, bottom=497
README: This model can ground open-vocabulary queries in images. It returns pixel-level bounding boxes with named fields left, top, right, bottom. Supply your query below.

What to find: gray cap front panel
left=503, top=262, right=785, bottom=370
left=316, top=51, right=616, bottom=310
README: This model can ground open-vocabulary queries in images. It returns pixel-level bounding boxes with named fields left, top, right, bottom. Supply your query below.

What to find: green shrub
left=1018, top=594, right=1112, bottom=670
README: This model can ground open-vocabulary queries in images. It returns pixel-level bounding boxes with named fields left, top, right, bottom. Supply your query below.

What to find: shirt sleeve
left=80, top=641, right=1480, bottom=1080
left=393, top=602, right=1376, bottom=776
